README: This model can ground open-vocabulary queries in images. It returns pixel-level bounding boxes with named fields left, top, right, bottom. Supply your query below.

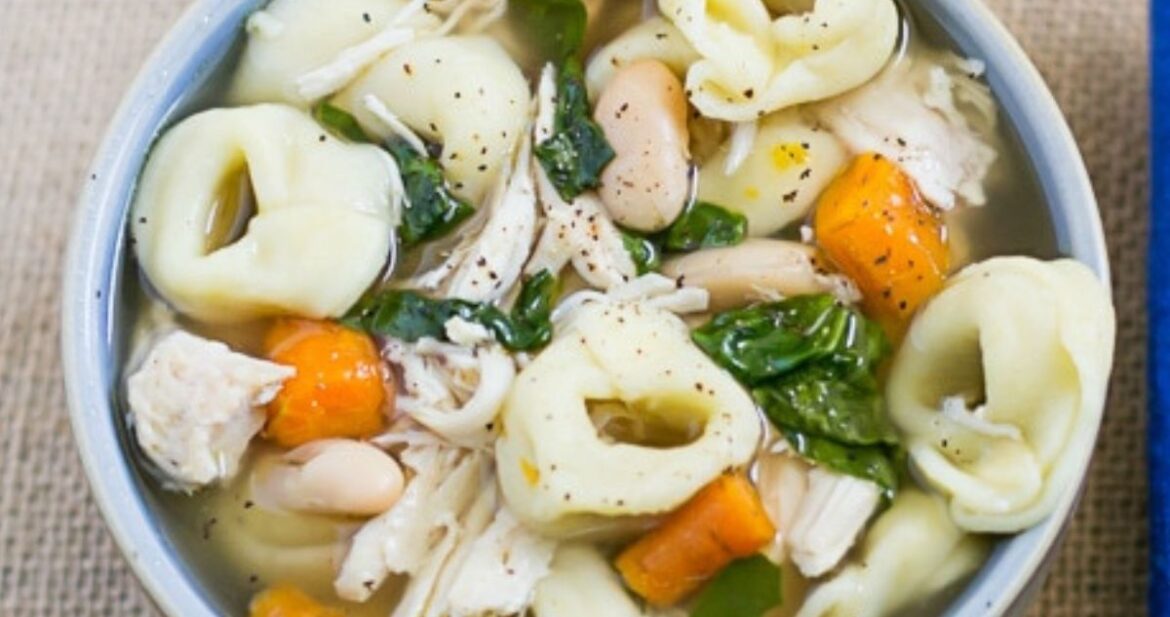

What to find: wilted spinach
left=691, top=555, right=782, bottom=617
left=385, top=139, right=476, bottom=248
left=621, top=231, right=662, bottom=276
left=506, top=0, right=587, bottom=62
left=534, top=59, right=615, bottom=201
left=661, top=201, right=748, bottom=252
left=507, top=0, right=614, bottom=200
left=313, top=103, right=473, bottom=248
left=314, top=102, right=371, bottom=143
left=692, top=295, right=885, bottom=385
left=694, top=294, right=900, bottom=499
left=343, top=270, right=558, bottom=352
left=781, top=429, right=900, bottom=500
left=619, top=201, right=747, bottom=273
left=753, top=366, right=896, bottom=447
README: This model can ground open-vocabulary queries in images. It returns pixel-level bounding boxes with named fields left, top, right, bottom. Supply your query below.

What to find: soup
left=118, top=0, right=1114, bottom=616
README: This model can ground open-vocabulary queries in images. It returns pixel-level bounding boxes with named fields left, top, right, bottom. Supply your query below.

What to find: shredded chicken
left=756, top=448, right=881, bottom=577
left=396, top=478, right=498, bottom=617
left=337, top=445, right=554, bottom=617
left=384, top=331, right=516, bottom=449
left=446, top=507, right=557, bottom=616
left=364, top=93, right=429, bottom=156
left=551, top=273, right=710, bottom=325
left=126, top=330, right=294, bottom=491
left=334, top=446, right=483, bottom=601
left=411, top=112, right=538, bottom=303
left=444, top=125, right=539, bottom=303
left=817, top=51, right=997, bottom=210
left=526, top=64, right=638, bottom=289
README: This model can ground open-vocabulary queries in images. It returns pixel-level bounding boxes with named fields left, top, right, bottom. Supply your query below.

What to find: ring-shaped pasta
left=496, top=302, right=762, bottom=537
left=131, top=104, right=398, bottom=323
left=887, top=257, right=1115, bottom=532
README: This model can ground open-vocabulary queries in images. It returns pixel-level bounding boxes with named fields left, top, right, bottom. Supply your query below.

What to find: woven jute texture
left=0, top=0, right=1149, bottom=615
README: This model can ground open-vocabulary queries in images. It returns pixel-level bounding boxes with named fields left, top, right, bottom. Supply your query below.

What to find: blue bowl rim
left=61, top=1, right=1111, bottom=615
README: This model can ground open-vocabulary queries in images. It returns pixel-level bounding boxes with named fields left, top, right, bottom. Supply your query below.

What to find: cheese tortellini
left=132, top=104, right=398, bottom=323
left=660, top=0, right=900, bottom=121
left=333, top=36, right=530, bottom=205
left=534, top=545, right=662, bottom=617
left=697, top=111, right=848, bottom=236
left=796, top=491, right=989, bottom=617
left=887, top=257, right=1116, bottom=532
left=496, top=302, right=762, bottom=537
left=228, top=0, right=438, bottom=107
left=584, top=17, right=699, bottom=99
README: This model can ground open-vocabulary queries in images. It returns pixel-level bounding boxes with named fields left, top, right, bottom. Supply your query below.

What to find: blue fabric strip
left=1151, top=0, right=1170, bottom=613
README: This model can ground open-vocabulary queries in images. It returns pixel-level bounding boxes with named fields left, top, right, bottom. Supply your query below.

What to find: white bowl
left=62, top=1, right=1110, bottom=615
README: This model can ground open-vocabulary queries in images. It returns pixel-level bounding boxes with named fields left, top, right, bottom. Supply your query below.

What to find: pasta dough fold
left=659, top=0, right=900, bottom=121
left=496, top=303, right=761, bottom=537
left=796, top=490, right=988, bottom=617
left=887, top=257, right=1115, bottom=532
left=584, top=17, right=700, bottom=100
left=696, top=111, right=848, bottom=236
left=228, top=0, right=438, bottom=107
left=334, top=36, right=530, bottom=205
left=132, top=104, right=397, bottom=323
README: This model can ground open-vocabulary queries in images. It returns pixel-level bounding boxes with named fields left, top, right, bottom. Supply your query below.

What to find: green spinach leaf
left=692, top=295, right=885, bottom=385
left=386, top=139, right=476, bottom=248
left=694, top=294, right=901, bottom=500
left=621, top=231, right=662, bottom=275
left=468, top=269, right=558, bottom=350
left=782, top=428, right=900, bottom=501
left=343, top=271, right=558, bottom=352
left=506, top=0, right=587, bottom=63
left=314, top=104, right=474, bottom=248
left=691, top=555, right=782, bottom=617
left=662, top=201, right=748, bottom=252
left=314, top=102, right=371, bottom=143
left=753, top=365, right=897, bottom=447
left=534, top=59, right=616, bottom=202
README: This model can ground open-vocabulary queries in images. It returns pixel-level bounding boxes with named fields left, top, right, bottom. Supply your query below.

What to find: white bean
left=594, top=60, right=690, bottom=233
left=251, top=439, right=405, bottom=516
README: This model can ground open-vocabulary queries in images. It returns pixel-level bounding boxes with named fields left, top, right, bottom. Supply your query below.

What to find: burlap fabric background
left=0, top=0, right=1149, bottom=614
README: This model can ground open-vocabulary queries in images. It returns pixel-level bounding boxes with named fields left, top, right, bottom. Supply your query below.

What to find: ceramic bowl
left=62, top=1, right=1110, bottom=615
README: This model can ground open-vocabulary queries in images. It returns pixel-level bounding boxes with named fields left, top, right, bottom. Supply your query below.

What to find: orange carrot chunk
left=249, top=583, right=344, bottom=617
left=263, top=319, right=389, bottom=448
left=814, top=152, right=949, bottom=338
left=615, top=474, right=776, bottom=606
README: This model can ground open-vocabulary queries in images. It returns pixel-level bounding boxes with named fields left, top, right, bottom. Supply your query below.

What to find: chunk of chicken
left=412, top=117, right=538, bottom=303
left=756, top=448, right=881, bottom=577
left=334, top=446, right=484, bottom=601
left=384, top=329, right=516, bottom=449
left=126, top=330, right=295, bottom=491
left=444, top=123, right=539, bottom=302
left=446, top=507, right=556, bottom=617
left=337, top=445, right=555, bottom=617
left=817, top=52, right=997, bottom=210
left=550, top=273, right=710, bottom=325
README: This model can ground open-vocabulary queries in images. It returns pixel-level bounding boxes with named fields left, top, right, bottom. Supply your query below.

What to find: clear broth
left=120, top=1, right=1057, bottom=615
